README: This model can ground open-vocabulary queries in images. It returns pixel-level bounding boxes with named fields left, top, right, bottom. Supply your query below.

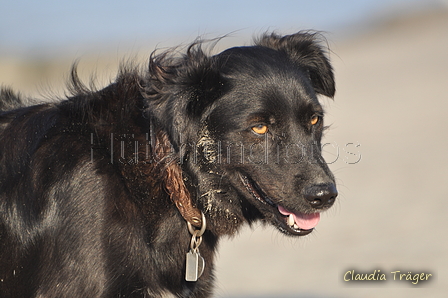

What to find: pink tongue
left=278, top=206, right=320, bottom=230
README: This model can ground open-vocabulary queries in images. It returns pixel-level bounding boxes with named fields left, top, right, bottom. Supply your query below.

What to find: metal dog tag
left=185, top=250, right=205, bottom=282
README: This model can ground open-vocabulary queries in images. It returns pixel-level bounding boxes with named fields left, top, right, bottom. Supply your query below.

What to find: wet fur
left=0, top=32, right=336, bottom=297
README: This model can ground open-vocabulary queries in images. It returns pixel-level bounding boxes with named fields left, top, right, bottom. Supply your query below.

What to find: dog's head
left=143, top=32, right=337, bottom=237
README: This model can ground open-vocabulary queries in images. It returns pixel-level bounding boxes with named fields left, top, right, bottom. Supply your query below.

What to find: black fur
left=0, top=32, right=337, bottom=297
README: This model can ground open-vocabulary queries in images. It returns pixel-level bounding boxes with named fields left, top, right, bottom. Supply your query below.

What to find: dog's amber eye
left=310, top=115, right=320, bottom=126
left=251, top=124, right=268, bottom=135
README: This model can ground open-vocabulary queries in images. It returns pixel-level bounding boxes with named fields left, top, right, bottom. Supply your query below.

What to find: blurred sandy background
left=1, top=2, right=447, bottom=298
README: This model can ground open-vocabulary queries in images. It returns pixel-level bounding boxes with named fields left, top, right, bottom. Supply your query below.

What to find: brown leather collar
left=165, top=162, right=203, bottom=228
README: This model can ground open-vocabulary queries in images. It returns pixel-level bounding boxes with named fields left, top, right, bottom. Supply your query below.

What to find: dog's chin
left=238, top=173, right=319, bottom=236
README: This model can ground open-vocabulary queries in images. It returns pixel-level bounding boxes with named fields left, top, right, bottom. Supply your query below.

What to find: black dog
left=0, top=32, right=337, bottom=297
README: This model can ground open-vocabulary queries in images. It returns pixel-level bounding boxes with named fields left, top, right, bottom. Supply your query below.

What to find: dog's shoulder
left=0, top=87, right=27, bottom=112
left=57, top=64, right=144, bottom=129
left=0, top=65, right=147, bottom=195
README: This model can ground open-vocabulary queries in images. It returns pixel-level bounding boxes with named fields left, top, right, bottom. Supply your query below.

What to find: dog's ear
left=141, top=42, right=225, bottom=150
left=256, top=32, right=335, bottom=98
left=182, top=45, right=225, bottom=118
left=142, top=43, right=224, bottom=119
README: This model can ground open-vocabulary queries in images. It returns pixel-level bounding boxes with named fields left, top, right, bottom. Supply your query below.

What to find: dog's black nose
left=304, top=184, right=337, bottom=209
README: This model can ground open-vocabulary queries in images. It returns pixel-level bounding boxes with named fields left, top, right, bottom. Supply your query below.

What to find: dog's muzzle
left=304, top=183, right=338, bottom=210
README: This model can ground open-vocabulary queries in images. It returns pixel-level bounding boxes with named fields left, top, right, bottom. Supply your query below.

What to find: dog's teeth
left=293, top=224, right=299, bottom=230
left=287, top=214, right=294, bottom=226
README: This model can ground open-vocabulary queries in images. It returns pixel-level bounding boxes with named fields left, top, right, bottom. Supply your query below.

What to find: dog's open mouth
left=239, top=174, right=319, bottom=236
